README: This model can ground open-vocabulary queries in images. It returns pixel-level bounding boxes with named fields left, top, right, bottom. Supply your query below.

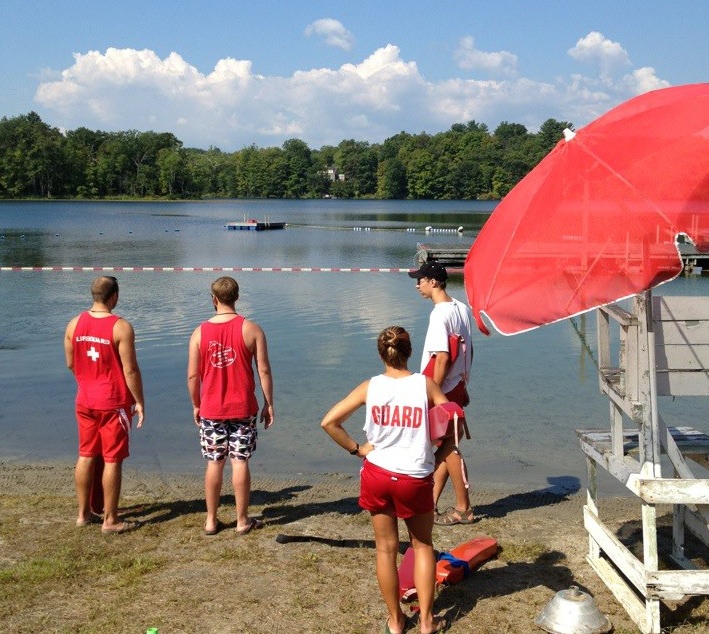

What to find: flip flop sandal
left=236, top=518, right=264, bottom=536
left=429, top=616, right=449, bottom=632
left=421, top=616, right=450, bottom=633
left=76, top=512, right=102, bottom=527
left=101, top=520, right=141, bottom=535
left=204, top=521, right=224, bottom=536
left=384, top=616, right=407, bottom=634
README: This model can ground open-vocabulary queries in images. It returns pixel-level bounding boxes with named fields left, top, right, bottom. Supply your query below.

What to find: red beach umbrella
left=464, top=83, right=709, bottom=336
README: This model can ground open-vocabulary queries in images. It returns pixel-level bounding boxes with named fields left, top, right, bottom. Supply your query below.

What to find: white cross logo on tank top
left=87, top=346, right=100, bottom=362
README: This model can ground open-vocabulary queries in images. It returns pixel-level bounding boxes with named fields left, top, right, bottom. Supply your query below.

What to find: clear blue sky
left=2, top=0, right=707, bottom=151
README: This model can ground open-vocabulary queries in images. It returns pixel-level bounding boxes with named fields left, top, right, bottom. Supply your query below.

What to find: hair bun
left=377, top=326, right=412, bottom=369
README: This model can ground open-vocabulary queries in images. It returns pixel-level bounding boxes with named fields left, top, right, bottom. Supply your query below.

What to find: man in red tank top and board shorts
left=187, top=276, right=275, bottom=536
left=64, top=276, right=145, bottom=534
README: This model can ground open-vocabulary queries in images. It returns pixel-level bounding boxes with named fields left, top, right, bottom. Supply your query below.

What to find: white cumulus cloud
left=624, top=66, right=670, bottom=93
left=304, top=18, right=355, bottom=51
left=454, top=36, right=518, bottom=76
left=568, top=31, right=631, bottom=75
left=33, top=36, right=671, bottom=150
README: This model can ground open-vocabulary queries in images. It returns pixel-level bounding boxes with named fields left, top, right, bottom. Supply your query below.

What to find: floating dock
left=416, top=241, right=709, bottom=273
left=225, top=220, right=286, bottom=231
left=415, top=242, right=472, bottom=266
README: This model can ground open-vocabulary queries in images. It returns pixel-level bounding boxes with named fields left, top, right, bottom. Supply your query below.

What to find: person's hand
left=359, top=441, right=374, bottom=457
left=192, top=406, right=201, bottom=427
left=134, top=403, right=145, bottom=428
left=261, top=404, right=274, bottom=429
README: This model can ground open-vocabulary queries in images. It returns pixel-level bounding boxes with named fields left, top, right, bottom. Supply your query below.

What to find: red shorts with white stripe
left=76, top=404, right=131, bottom=462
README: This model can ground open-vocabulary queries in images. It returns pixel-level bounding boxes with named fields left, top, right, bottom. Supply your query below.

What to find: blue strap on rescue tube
left=437, top=552, right=470, bottom=578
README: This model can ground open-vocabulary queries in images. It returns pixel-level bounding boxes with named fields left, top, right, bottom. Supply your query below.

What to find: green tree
left=334, top=140, right=378, bottom=198
left=65, top=127, right=109, bottom=197
left=0, top=110, right=575, bottom=201
left=309, top=146, right=335, bottom=198
left=491, top=165, right=515, bottom=198
left=493, top=121, right=528, bottom=148
left=233, top=145, right=278, bottom=197
left=263, top=147, right=288, bottom=198
left=376, top=157, right=408, bottom=199
left=536, top=118, right=573, bottom=158
left=94, top=134, right=130, bottom=195
left=282, top=138, right=312, bottom=198
left=121, top=130, right=182, bottom=196
left=184, top=147, right=230, bottom=197
left=0, top=112, right=67, bottom=197
left=157, top=147, right=185, bottom=197
left=379, top=131, right=414, bottom=161
left=405, top=148, right=439, bottom=199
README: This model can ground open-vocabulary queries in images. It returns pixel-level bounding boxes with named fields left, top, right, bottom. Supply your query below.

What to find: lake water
left=1, top=199, right=707, bottom=494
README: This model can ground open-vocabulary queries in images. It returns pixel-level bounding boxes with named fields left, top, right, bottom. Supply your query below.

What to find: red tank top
left=198, top=315, right=258, bottom=419
left=72, top=312, right=133, bottom=409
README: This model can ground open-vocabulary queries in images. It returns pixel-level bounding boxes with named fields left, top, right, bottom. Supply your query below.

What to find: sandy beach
left=1, top=461, right=707, bottom=633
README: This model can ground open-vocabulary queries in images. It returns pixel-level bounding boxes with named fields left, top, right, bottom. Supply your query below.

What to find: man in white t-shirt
left=409, top=261, right=474, bottom=526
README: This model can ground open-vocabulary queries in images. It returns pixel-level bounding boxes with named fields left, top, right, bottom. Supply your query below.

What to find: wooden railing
left=577, top=292, right=709, bottom=633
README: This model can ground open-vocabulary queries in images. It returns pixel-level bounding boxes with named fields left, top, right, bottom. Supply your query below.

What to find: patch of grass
left=498, top=540, right=551, bottom=562
left=97, top=555, right=165, bottom=586
left=216, top=542, right=269, bottom=563
left=0, top=555, right=77, bottom=584
left=211, top=546, right=249, bottom=563
left=294, top=592, right=318, bottom=610
left=0, top=546, right=164, bottom=587
left=299, top=551, right=320, bottom=570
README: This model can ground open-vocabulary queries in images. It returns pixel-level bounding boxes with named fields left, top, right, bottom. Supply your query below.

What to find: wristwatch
left=349, top=443, right=359, bottom=455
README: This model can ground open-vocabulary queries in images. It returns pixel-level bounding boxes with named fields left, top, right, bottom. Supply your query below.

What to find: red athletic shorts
left=76, top=404, right=131, bottom=463
left=359, top=460, right=434, bottom=518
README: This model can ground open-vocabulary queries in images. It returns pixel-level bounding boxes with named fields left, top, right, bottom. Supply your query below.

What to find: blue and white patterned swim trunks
left=199, top=416, right=258, bottom=461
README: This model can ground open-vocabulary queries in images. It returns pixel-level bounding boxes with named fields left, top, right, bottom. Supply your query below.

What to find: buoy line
left=0, top=266, right=430, bottom=273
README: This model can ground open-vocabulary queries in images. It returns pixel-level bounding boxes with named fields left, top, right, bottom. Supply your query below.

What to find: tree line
left=0, top=111, right=572, bottom=200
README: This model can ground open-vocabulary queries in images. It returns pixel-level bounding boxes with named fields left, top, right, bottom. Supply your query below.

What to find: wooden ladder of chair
left=577, top=290, right=709, bottom=633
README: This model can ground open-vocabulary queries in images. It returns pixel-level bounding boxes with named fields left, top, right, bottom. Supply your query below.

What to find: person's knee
left=375, top=541, right=400, bottom=557
left=410, top=533, right=435, bottom=549
left=101, top=460, right=123, bottom=475
left=205, top=459, right=226, bottom=475
left=231, top=457, right=250, bottom=472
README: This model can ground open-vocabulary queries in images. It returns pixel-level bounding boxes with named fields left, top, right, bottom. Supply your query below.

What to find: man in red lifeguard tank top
left=187, top=276, right=274, bottom=536
left=64, top=276, right=145, bottom=534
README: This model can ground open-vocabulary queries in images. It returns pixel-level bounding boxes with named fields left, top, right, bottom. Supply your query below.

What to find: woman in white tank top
left=321, top=326, right=449, bottom=634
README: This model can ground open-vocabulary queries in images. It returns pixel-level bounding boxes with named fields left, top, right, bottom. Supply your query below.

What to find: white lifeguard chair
left=577, top=291, right=709, bottom=633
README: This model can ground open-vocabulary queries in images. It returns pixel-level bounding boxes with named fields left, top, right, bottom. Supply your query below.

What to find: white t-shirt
left=420, top=297, right=473, bottom=394
left=363, top=373, right=434, bottom=478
